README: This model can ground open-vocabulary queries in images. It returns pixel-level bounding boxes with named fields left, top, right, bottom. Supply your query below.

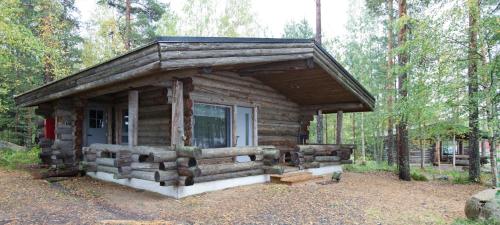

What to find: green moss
left=0, top=147, right=41, bottom=169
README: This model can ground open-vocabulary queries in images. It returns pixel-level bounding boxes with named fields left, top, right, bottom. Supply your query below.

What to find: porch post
left=316, top=110, right=323, bottom=144
left=336, top=110, right=343, bottom=144
left=128, top=90, right=138, bottom=147
left=171, top=80, right=184, bottom=147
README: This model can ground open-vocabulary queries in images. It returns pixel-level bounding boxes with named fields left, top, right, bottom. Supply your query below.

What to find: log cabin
left=15, top=37, right=375, bottom=198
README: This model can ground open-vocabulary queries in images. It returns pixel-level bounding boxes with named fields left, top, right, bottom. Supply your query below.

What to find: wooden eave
left=14, top=37, right=375, bottom=112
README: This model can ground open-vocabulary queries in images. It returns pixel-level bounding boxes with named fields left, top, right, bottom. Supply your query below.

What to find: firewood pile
left=81, top=144, right=283, bottom=187
left=293, top=145, right=354, bottom=168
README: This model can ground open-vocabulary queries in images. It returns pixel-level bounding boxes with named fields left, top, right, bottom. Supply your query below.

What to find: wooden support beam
left=171, top=80, right=184, bottom=147
left=253, top=106, right=258, bottom=146
left=316, top=110, right=323, bottom=144
left=336, top=111, right=343, bottom=145
left=128, top=90, right=138, bottom=147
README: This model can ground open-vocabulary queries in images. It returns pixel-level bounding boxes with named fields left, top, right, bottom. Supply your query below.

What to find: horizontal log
left=176, top=146, right=202, bottom=158
left=96, top=158, right=115, bottom=167
left=147, top=151, right=177, bottom=162
left=154, top=170, right=179, bottom=182
left=159, top=180, right=177, bottom=186
left=193, top=169, right=264, bottom=183
left=198, top=161, right=263, bottom=176
left=303, top=162, right=320, bottom=169
left=178, top=166, right=202, bottom=177
left=315, top=156, right=340, bottom=162
left=263, top=149, right=280, bottom=159
left=200, top=146, right=263, bottom=159
left=159, top=161, right=177, bottom=170
left=129, top=170, right=156, bottom=181
left=263, top=165, right=284, bottom=174
left=97, top=165, right=118, bottom=174
left=176, top=157, right=197, bottom=167
left=130, top=162, right=160, bottom=170
left=160, top=42, right=314, bottom=51
left=80, top=161, right=97, bottom=172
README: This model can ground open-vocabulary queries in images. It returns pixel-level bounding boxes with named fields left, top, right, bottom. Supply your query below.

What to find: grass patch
left=452, top=218, right=500, bottom=225
left=343, top=161, right=396, bottom=173
left=0, top=147, right=40, bottom=169
left=410, top=170, right=429, bottom=181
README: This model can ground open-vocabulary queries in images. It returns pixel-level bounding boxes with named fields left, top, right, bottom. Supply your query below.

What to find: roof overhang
left=14, top=37, right=375, bottom=112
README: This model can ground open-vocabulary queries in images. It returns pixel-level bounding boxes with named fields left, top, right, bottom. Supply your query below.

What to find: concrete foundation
left=87, top=165, right=342, bottom=199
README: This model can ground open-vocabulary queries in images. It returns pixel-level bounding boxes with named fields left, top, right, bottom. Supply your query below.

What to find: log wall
left=113, top=87, right=171, bottom=146
left=189, top=72, right=301, bottom=154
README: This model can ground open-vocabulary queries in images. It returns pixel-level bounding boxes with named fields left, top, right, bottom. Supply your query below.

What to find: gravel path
left=0, top=168, right=485, bottom=224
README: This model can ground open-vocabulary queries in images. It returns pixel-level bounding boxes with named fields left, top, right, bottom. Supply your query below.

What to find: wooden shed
left=15, top=37, right=375, bottom=197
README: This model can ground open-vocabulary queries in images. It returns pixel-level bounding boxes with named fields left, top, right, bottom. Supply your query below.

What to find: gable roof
left=14, top=36, right=375, bottom=111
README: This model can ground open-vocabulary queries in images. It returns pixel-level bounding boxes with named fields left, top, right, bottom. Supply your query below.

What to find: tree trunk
left=467, top=0, right=481, bottom=183
left=386, top=0, right=395, bottom=166
left=453, top=135, right=457, bottom=168
left=125, top=0, right=131, bottom=50
left=361, top=112, right=366, bottom=162
left=397, top=0, right=410, bottom=181
left=315, top=0, right=321, bottom=44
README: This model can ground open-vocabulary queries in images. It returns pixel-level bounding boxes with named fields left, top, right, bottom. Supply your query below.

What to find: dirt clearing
left=0, top=168, right=484, bottom=224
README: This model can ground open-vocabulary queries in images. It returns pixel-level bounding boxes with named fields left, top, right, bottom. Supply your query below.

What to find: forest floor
left=0, top=167, right=486, bottom=225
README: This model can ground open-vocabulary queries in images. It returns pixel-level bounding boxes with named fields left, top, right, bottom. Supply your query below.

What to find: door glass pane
left=122, top=109, right=128, bottom=144
left=193, top=104, right=230, bottom=148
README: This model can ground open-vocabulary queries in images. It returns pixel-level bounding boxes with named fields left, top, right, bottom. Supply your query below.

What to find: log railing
left=81, top=144, right=283, bottom=187
left=293, top=144, right=355, bottom=168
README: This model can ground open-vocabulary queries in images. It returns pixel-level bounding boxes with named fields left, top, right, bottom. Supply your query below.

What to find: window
left=89, top=109, right=104, bottom=128
left=121, top=109, right=129, bottom=144
left=193, top=103, right=231, bottom=148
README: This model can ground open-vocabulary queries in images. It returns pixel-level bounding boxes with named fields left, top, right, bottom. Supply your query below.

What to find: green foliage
left=282, top=19, right=314, bottom=39
left=0, top=147, right=40, bottom=169
left=449, top=171, right=472, bottom=185
left=343, top=161, right=396, bottom=173
left=97, top=0, right=168, bottom=48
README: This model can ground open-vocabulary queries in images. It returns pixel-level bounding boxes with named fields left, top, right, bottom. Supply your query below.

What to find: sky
left=75, top=0, right=351, bottom=39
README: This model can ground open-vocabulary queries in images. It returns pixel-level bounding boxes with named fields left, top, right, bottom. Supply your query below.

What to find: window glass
left=193, top=104, right=230, bottom=148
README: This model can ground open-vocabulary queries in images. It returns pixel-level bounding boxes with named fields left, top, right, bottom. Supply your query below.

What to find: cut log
left=176, top=157, right=197, bottom=167
left=194, top=169, right=265, bottom=183
left=178, top=176, right=194, bottom=186
left=176, top=146, right=202, bottom=158
left=303, top=155, right=314, bottom=162
left=200, top=146, right=262, bottom=158
left=315, top=156, right=340, bottom=162
left=198, top=161, right=263, bottom=176
left=154, top=170, right=179, bottom=182
left=262, top=158, right=278, bottom=166
left=178, top=166, right=202, bottom=177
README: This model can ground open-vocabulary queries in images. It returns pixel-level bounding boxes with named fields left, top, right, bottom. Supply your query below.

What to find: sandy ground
left=0, top=168, right=486, bottom=225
